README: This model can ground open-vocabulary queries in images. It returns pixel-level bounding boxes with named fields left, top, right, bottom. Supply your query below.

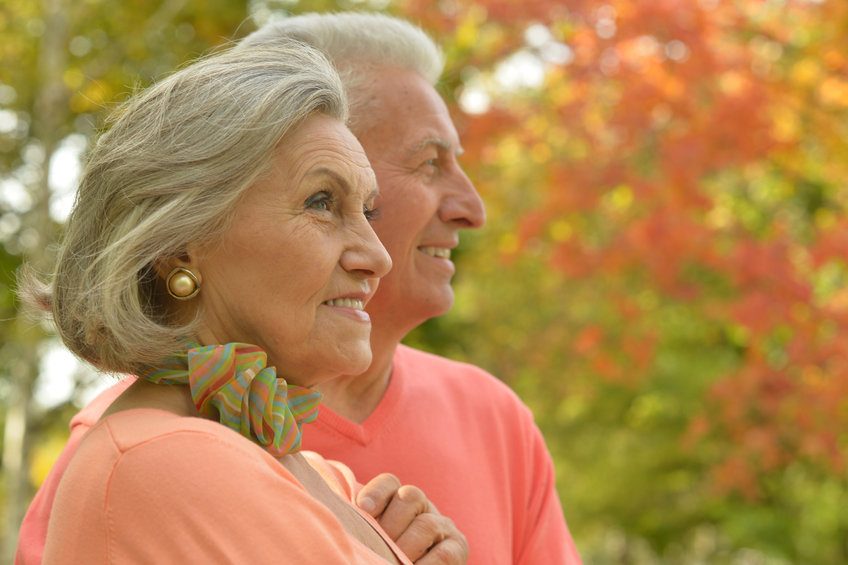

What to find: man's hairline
left=340, top=62, right=464, bottom=157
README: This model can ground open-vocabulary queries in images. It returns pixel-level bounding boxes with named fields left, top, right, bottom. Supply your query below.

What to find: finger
left=415, top=536, right=470, bottom=565
left=394, top=513, right=446, bottom=562
left=378, top=485, right=431, bottom=541
left=394, top=511, right=464, bottom=562
left=356, top=473, right=402, bottom=517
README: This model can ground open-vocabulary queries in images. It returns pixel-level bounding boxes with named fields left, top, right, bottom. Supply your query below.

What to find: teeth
left=419, top=246, right=451, bottom=259
left=325, top=298, right=364, bottom=309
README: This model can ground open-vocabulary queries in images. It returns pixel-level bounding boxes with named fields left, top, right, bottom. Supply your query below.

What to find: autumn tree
left=400, top=0, right=848, bottom=562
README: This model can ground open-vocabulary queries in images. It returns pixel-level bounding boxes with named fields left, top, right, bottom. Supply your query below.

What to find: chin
left=422, top=290, right=455, bottom=319
left=367, top=288, right=456, bottom=331
left=303, top=351, right=373, bottom=387
left=338, top=342, right=374, bottom=376
left=342, top=354, right=373, bottom=377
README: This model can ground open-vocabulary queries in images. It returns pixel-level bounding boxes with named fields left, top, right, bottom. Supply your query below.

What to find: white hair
left=238, top=12, right=444, bottom=131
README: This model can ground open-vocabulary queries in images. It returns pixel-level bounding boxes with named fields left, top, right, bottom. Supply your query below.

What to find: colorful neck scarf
left=138, top=341, right=322, bottom=456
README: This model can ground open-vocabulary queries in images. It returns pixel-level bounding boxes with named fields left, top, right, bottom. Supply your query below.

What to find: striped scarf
left=138, top=341, right=322, bottom=456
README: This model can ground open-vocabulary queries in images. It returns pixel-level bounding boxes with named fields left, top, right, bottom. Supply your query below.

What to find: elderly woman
left=24, top=41, right=452, bottom=564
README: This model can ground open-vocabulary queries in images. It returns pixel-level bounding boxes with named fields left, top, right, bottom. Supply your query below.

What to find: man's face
left=354, top=67, right=486, bottom=337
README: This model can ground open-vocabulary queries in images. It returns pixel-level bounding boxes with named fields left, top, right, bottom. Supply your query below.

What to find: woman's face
left=187, top=114, right=391, bottom=386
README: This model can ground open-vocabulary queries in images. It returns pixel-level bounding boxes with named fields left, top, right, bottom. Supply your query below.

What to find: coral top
left=41, top=409, right=410, bottom=565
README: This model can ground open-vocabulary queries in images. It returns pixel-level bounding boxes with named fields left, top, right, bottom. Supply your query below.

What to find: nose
left=438, top=166, right=486, bottom=229
left=341, top=218, right=393, bottom=279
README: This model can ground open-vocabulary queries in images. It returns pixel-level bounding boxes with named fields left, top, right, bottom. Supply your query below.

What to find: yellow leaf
left=790, top=58, right=822, bottom=86
left=818, top=76, right=848, bottom=107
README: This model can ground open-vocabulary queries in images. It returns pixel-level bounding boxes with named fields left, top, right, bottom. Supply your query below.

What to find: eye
left=364, top=204, right=381, bottom=222
left=416, top=158, right=440, bottom=180
left=305, top=190, right=334, bottom=212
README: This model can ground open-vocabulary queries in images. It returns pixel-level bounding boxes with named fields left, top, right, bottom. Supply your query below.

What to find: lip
left=417, top=241, right=457, bottom=259
left=321, top=290, right=372, bottom=323
left=416, top=245, right=456, bottom=277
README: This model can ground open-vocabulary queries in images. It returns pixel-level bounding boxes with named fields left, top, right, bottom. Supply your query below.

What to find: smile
left=324, top=298, right=365, bottom=309
left=418, top=246, right=451, bottom=259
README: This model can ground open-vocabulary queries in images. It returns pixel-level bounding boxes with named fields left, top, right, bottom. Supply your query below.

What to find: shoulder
left=51, top=412, right=378, bottom=563
left=73, top=410, right=289, bottom=491
left=394, top=344, right=500, bottom=383
left=68, top=411, right=327, bottom=539
left=108, top=410, right=278, bottom=466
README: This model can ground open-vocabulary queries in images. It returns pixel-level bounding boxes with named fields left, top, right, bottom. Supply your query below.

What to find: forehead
left=356, top=68, right=460, bottom=154
left=274, top=115, right=375, bottom=186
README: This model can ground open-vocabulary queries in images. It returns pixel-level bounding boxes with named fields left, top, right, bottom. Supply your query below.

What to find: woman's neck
left=100, top=378, right=200, bottom=420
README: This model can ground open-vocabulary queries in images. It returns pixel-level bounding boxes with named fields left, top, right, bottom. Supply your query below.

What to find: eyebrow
left=409, top=137, right=465, bottom=157
left=305, top=167, right=379, bottom=199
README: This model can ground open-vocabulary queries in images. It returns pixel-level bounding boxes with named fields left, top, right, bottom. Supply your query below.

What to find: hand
left=357, top=473, right=469, bottom=564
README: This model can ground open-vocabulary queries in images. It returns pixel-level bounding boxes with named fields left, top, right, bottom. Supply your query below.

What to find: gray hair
left=238, top=12, right=444, bottom=131
left=26, top=41, right=347, bottom=374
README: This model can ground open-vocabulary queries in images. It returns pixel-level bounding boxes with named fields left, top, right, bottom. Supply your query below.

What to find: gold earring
left=166, top=267, right=200, bottom=300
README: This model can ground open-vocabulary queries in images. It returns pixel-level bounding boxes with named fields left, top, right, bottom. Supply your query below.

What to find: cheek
left=270, top=236, right=341, bottom=303
left=373, top=212, right=418, bottom=249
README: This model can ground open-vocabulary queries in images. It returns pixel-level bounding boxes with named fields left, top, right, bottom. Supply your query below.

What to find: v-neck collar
left=311, top=354, right=406, bottom=445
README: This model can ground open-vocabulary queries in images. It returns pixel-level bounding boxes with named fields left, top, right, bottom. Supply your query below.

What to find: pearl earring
left=166, top=267, right=200, bottom=300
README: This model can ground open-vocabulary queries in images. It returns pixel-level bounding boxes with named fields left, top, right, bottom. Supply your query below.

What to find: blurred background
left=2, top=0, right=847, bottom=563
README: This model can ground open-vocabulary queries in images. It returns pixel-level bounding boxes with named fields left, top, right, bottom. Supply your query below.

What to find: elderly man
left=17, top=12, right=582, bottom=565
